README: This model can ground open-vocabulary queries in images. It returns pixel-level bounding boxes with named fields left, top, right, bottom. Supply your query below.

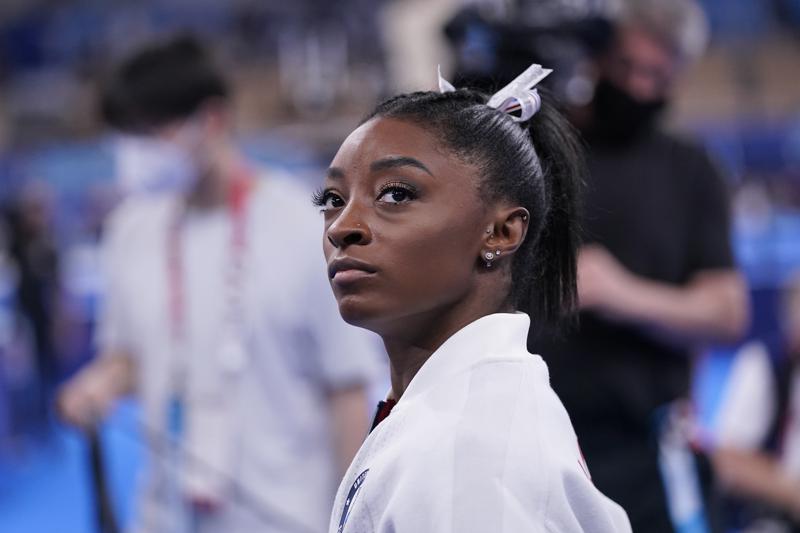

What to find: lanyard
left=165, top=173, right=254, bottom=397
left=159, top=173, right=255, bottom=531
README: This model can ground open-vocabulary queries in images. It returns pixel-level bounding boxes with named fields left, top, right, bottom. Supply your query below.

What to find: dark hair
left=363, top=88, right=583, bottom=327
left=100, top=35, right=229, bottom=132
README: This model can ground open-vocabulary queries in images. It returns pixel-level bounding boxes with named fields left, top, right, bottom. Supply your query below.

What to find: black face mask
left=584, top=78, right=667, bottom=147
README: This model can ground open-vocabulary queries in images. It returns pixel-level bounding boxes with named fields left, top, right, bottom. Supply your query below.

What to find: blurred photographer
left=517, top=1, right=749, bottom=531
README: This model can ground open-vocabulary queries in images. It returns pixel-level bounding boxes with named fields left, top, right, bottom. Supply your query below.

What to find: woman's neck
left=381, top=290, right=514, bottom=400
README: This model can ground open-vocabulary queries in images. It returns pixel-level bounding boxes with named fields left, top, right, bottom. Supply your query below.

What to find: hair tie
left=437, top=65, right=456, bottom=94
left=437, top=63, right=552, bottom=122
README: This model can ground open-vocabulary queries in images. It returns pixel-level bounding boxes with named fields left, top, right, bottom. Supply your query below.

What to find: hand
left=184, top=468, right=226, bottom=517
left=188, top=494, right=223, bottom=516
left=56, top=366, right=117, bottom=430
left=577, top=245, right=635, bottom=314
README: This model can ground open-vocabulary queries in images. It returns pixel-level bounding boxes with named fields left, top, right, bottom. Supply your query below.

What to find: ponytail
left=519, top=94, right=584, bottom=327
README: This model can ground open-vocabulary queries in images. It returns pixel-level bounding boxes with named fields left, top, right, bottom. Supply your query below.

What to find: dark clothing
left=5, top=209, right=61, bottom=430
left=531, top=128, right=735, bottom=532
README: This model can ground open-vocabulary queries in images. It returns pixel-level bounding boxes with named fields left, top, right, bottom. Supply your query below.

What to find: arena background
left=0, top=1, right=798, bottom=532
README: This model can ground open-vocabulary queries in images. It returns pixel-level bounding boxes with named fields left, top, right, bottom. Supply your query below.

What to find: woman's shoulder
left=455, top=361, right=630, bottom=531
left=447, top=353, right=581, bottom=465
left=379, top=357, right=613, bottom=527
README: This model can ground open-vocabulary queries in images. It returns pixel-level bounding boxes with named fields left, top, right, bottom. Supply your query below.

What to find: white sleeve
left=94, top=204, right=138, bottom=356
left=713, top=340, right=776, bottom=450
left=544, top=468, right=633, bottom=533
left=530, top=390, right=633, bottom=532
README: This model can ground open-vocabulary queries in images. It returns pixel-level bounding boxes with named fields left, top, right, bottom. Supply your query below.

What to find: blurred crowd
left=0, top=1, right=798, bottom=533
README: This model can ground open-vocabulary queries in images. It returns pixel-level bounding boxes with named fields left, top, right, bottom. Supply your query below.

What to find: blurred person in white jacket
left=711, top=274, right=800, bottom=531
left=57, top=35, right=380, bottom=533
left=316, top=66, right=631, bottom=532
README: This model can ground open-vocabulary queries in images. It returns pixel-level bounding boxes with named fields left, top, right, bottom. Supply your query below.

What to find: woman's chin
left=336, top=296, right=382, bottom=330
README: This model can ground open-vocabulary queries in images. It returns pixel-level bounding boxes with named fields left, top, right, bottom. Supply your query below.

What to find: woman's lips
left=332, top=268, right=376, bottom=285
left=328, top=257, right=378, bottom=287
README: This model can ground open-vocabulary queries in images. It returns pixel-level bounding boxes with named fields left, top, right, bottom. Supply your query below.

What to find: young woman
left=316, top=67, right=632, bottom=532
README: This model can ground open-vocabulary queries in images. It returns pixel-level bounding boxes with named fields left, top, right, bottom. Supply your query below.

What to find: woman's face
left=320, top=117, right=491, bottom=334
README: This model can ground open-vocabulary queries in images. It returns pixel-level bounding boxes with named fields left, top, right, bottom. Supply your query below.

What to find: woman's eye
left=323, top=194, right=345, bottom=210
left=377, top=185, right=416, bottom=205
left=312, top=189, right=345, bottom=211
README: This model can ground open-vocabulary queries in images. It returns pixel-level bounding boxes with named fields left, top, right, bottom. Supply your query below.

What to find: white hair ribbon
left=437, top=63, right=553, bottom=122
left=437, top=64, right=456, bottom=93
left=487, top=63, right=552, bottom=122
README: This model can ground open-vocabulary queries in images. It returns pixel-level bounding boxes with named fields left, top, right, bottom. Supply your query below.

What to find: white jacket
left=330, top=313, right=631, bottom=533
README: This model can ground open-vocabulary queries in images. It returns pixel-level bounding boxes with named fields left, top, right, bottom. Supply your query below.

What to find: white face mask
left=113, top=121, right=203, bottom=195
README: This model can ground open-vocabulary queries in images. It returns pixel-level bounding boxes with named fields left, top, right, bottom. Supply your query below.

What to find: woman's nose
left=326, top=204, right=372, bottom=249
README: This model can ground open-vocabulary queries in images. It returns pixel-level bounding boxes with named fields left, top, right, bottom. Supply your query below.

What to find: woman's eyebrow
left=370, top=156, right=433, bottom=176
left=326, top=167, right=345, bottom=180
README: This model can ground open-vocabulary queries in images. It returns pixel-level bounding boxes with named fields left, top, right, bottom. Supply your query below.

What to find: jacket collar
left=393, top=312, right=531, bottom=405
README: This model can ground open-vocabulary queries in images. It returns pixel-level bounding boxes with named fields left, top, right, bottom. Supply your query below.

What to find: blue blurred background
left=0, top=1, right=797, bottom=532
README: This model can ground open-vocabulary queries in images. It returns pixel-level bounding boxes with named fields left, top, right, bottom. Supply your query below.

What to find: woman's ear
left=484, top=207, right=529, bottom=256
